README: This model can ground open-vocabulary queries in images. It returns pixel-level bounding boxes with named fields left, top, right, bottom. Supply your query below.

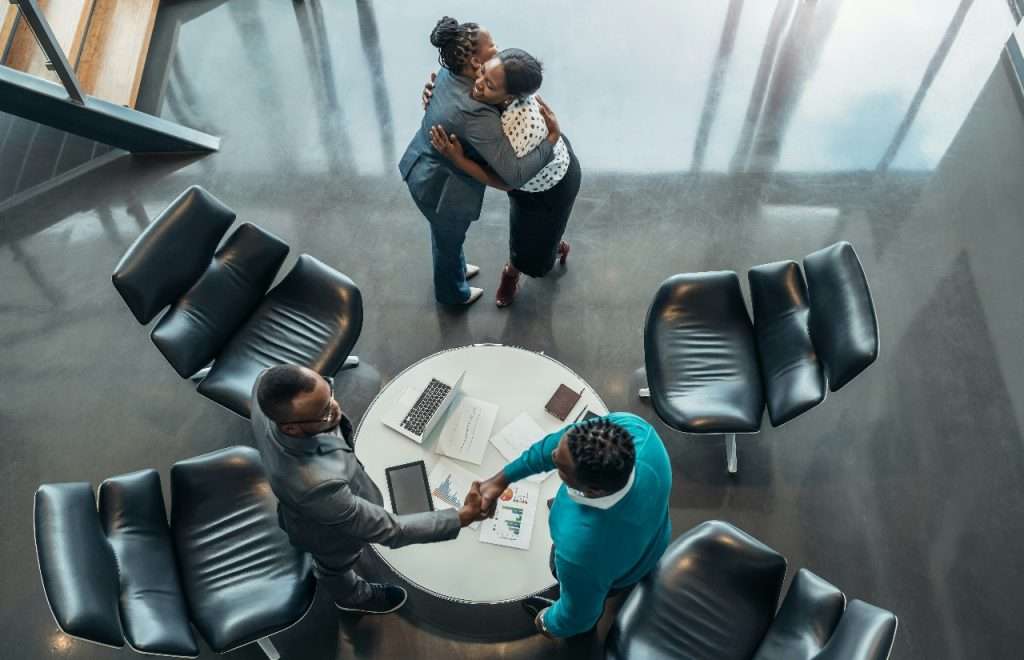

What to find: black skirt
left=507, top=135, right=582, bottom=278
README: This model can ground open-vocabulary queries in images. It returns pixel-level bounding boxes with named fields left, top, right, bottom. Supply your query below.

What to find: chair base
left=257, top=637, right=280, bottom=659
left=726, top=433, right=737, bottom=474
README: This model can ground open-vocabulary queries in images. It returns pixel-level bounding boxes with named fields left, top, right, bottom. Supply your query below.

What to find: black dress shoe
left=335, top=584, right=408, bottom=615
left=522, top=595, right=555, bottom=619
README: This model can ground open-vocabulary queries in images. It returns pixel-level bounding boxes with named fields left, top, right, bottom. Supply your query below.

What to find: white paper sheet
left=490, top=413, right=554, bottom=483
left=434, top=396, right=498, bottom=465
left=478, top=481, right=539, bottom=550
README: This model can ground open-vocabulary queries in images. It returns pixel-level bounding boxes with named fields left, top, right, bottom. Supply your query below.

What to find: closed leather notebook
left=545, top=384, right=582, bottom=421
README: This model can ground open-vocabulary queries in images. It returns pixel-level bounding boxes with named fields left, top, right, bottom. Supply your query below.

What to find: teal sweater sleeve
left=503, top=423, right=569, bottom=482
left=543, top=551, right=609, bottom=637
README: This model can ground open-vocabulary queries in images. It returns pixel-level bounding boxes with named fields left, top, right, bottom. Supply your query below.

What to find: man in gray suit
left=251, top=365, right=483, bottom=614
left=399, top=27, right=557, bottom=305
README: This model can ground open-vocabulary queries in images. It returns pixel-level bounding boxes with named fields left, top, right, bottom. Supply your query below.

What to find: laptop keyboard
left=400, top=379, right=452, bottom=436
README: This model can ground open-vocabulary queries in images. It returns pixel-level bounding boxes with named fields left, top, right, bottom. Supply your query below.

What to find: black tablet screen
left=385, top=461, right=434, bottom=515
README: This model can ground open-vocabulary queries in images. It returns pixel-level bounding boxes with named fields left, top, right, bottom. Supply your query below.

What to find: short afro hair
left=257, top=365, right=319, bottom=423
left=566, top=418, right=635, bottom=492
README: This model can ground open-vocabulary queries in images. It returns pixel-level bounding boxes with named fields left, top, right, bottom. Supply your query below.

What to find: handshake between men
left=251, top=365, right=672, bottom=640
left=460, top=471, right=517, bottom=524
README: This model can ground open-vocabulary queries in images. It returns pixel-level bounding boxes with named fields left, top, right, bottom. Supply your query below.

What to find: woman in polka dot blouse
left=431, top=48, right=581, bottom=307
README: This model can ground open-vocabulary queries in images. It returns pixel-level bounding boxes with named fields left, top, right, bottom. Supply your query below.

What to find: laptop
left=382, top=372, right=465, bottom=443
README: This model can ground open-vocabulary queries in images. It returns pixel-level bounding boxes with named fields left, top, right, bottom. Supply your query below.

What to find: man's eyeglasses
left=283, top=376, right=335, bottom=425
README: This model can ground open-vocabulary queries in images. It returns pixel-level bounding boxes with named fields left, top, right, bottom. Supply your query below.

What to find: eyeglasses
left=283, top=376, right=335, bottom=425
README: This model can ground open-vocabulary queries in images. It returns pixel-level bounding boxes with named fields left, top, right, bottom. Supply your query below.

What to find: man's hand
left=430, top=125, right=464, bottom=161
left=458, top=481, right=484, bottom=527
left=478, top=470, right=510, bottom=519
left=536, top=95, right=561, bottom=144
left=422, top=71, right=437, bottom=110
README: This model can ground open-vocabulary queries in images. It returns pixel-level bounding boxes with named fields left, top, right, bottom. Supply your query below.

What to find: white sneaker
left=466, top=263, right=481, bottom=280
left=462, top=287, right=484, bottom=305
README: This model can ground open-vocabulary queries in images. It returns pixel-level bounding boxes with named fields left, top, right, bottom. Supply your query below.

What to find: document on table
left=434, top=396, right=498, bottom=465
left=427, top=459, right=481, bottom=529
left=478, top=481, right=539, bottom=550
left=490, top=413, right=554, bottom=484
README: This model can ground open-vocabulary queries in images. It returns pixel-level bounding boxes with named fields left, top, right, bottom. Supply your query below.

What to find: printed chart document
left=435, top=396, right=498, bottom=465
left=427, top=459, right=481, bottom=529
left=478, top=481, right=539, bottom=550
left=490, top=413, right=554, bottom=483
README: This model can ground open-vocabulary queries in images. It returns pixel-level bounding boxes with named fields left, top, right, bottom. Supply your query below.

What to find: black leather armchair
left=34, top=446, right=316, bottom=659
left=607, top=521, right=897, bottom=660
left=642, top=242, right=878, bottom=472
left=644, top=271, right=764, bottom=472
left=112, top=186, right=363, bottom=417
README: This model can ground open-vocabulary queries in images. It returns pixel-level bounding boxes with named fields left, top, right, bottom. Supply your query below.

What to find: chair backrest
left=34, top=483, right=124, bottom=648
left=608, top=520, right=787, bottom=660
left=813, top=600, right=897, bottom=660
left=170, top=446, right=315, bottom=653
left=752, top=568, right=845, bottom=660
left=803, top=242, right=879, bottom=391
left=112, top=185, right=236, bottom=324
left=748, top=260, right=826, bottom=426
left=150, top=223, right=289, bottom=378
left=98, top=470, right=198, bottom=656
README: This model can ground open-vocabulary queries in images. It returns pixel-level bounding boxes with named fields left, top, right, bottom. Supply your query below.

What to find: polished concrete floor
left=2, top=0, right=1024, bottom=658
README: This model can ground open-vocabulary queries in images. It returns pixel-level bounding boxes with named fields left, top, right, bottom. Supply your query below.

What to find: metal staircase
left=0, top=0, right=218, bottom=154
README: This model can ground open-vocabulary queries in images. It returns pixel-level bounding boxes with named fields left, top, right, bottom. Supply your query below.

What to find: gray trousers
left=313, top=553, right=373, bottom=606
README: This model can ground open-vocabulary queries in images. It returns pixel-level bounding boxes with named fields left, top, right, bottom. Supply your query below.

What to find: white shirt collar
left=566, top=467, right=636, bottom=510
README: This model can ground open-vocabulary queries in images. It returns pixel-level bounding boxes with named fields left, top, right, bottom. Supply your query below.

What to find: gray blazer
left=250, top=373, right=460, bottom=567
left=399, top=68, right=555, bottom=222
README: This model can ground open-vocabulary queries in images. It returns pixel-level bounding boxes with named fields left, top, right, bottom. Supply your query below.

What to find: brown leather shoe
left=495, top=264, right=520, bottom=307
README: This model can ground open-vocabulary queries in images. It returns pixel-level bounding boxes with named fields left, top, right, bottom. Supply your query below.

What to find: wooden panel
left=1, top=4, right=19, bottom=55
left=3, top=0, right=95, bottom=82
left=76, top=0, right=159, bottom=107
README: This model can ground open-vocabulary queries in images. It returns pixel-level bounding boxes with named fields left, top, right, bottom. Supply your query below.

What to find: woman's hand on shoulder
left=430, top=124, right=464, bottom=161
left=536, top=95, right=561, bottom=144
left=422, top=71, right=437, bottom=111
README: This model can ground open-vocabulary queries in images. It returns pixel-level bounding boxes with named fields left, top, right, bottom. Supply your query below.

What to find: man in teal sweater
left=479, top=413, right=672, bottom=638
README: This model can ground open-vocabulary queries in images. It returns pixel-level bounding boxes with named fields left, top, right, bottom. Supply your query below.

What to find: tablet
left=385, top=461, right=434, bottom=515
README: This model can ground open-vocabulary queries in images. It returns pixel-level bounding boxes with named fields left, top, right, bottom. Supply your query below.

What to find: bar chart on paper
left=479, top=482, right=538, bottom=550
left=428, top=459, right=483, bottom=533
left=432, top=474, right=461, bottom=508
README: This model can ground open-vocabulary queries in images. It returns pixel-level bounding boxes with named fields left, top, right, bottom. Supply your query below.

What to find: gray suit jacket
left=399, top=68, right=555, bottom=222
left=250, top=373, right=460, bottom=567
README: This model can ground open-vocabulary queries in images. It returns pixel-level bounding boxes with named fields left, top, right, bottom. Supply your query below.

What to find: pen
left=572, top=389, right=588, bottom=423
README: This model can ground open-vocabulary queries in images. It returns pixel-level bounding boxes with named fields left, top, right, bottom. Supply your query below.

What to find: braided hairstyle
left=566, top=418, right=636, bottom=492
left=498, top=48, right=543, bottom=97
left=430, top=16, right=481, bottom=73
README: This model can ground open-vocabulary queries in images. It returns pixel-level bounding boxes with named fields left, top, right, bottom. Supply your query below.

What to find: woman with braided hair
left=399, top=17, right=559, bottom=306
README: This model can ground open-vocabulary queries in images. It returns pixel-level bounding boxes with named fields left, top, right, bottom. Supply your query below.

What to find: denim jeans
left=414, top=198, right=474, bottom=304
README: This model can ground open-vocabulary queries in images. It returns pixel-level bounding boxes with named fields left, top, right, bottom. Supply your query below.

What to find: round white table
left=354, top=344, right=608, bottom=613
